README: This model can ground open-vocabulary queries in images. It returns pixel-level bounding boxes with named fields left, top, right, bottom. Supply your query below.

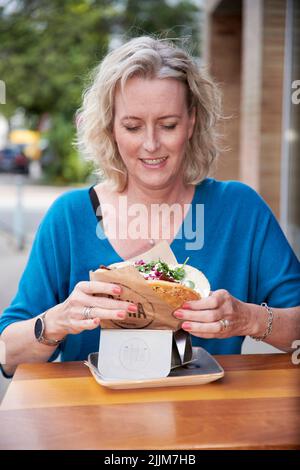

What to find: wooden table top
left=0, top=353, right=299, bottom=450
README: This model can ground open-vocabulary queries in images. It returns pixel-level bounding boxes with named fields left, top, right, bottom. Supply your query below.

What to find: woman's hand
left=173, top=289, right=252, bottom=338
left=44, top=281, right=137, bottom=339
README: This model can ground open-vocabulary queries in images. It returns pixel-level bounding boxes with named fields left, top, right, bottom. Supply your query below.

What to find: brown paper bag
left=89, top=241, right=184, bottom=331
left=90, top=265, right=181, bottom=330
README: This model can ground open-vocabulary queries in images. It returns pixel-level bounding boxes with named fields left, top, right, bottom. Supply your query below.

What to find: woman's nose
left=142, top=129, right=160, bottom=153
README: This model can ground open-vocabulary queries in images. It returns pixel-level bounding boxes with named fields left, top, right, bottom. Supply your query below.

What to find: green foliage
left=0, top=0, right=201, bottom=183
left=121, top=0, right=201, bottom=56
left=43, top=113, right=94, bottom=184
left=0, top=0, right=112, bottom=119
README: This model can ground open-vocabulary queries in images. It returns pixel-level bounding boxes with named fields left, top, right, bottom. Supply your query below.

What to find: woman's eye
left=125, top=126, right=140, bottom=132
left=123, top=124, right=177, bottom=132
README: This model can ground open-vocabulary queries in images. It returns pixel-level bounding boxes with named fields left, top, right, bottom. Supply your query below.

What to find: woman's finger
left=173, top=308, right=223, bottom=323
left=75, top=291, right=136, bottom=311
left=182, top=295, right=220, bottom=311
left=69, top=317, right=101, bottom=332
left=182, top=320, right=225, bottom=334
left=71, top=305, right=129, bottom=321
left=76, top=280, right=122, bottom=296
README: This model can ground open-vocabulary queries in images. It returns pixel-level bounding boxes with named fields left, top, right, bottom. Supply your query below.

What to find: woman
left=1, top=36, right=300, bottom=377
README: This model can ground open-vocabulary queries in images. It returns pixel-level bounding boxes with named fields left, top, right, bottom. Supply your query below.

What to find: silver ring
left=219, top=318, right=230, bottom=331
left=83, top=306, right=94, bottom=320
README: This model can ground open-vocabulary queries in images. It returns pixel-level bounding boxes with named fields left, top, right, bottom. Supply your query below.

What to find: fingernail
left=113, top=287, right=122, bottom=294
left=127, top=304, right=137, bottom=313
left=174, top=310, right=184, bottom=318
left=182, top=322, right=192, bottom=330
left=117, top=311, right=126, bottom=319
left=182, top=302, right=191, bottom=309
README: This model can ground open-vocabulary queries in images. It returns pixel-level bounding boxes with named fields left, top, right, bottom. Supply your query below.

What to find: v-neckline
left=88, top=184, right=200, bottom=262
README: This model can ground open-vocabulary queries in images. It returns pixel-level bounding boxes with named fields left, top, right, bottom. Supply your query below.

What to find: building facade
left=204, top=0, right=300, bottom=257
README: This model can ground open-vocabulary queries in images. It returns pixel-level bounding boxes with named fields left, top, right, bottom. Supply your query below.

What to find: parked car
left=0, top=145, right=29, bottom=174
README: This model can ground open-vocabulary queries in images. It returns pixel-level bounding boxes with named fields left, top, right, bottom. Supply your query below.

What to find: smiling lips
left=139, top=156, right=168, bottom=166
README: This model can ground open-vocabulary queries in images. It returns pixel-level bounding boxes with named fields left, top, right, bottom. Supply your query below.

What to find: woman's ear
left=188, top=107, right=196, bottom=139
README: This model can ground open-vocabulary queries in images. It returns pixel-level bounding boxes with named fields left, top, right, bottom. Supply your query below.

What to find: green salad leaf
left=135, top=258, right=189, bottom=282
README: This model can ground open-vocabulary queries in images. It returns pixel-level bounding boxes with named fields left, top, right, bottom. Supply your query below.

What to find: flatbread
left=147, top=280, right=200, bottom=310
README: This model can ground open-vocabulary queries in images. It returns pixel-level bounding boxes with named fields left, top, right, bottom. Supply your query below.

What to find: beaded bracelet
left=250, top=302, right=274, bottom=341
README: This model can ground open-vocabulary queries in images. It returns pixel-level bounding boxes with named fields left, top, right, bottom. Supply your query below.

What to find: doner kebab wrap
left=99, top=258, right=210, bottom=311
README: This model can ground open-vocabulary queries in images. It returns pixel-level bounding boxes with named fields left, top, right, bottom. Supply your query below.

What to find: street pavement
left=0, top=174, right=74, bottom=245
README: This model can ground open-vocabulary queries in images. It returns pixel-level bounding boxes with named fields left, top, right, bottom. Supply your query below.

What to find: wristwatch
left=34, top=311, right=64, bottom=346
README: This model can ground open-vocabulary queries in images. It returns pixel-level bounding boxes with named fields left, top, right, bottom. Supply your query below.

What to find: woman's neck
left=121, top=180, right=194, bottom=207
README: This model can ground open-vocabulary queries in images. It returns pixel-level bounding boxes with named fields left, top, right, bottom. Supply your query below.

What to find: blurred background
left=0, top=0, right=299, bottom=399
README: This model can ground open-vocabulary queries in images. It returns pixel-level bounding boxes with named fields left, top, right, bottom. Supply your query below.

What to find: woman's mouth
left=139, top=156, right=168, bottom=168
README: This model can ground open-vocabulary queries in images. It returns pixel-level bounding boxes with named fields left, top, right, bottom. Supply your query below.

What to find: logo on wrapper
left=119, top=337, right=151, bottom=371
left=0, top=339, right=6, bottom=364
left=110, top=286, right=155, bottom=329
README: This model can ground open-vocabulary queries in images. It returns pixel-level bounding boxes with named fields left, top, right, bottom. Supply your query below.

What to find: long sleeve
left=0, top=196, right=71, bottom=335
left=253, top=206, right=300, bottom=307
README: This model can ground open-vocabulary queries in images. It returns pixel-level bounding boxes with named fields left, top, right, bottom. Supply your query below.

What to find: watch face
left=34, top=317, right=44, bottom=340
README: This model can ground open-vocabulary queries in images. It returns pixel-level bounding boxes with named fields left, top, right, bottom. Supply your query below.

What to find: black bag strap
left=89, top=186, right=103, bottom=222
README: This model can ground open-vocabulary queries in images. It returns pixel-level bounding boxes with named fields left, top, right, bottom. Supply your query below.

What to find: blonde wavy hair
left=76, top=36, right=222, bottom=191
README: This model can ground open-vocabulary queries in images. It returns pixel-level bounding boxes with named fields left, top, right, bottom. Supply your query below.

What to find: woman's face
left=113, top=76, right=195, bottom=191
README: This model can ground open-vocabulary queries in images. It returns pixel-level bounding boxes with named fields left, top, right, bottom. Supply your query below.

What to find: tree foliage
left=0, top=0, right=201, bottom=182
left=121, top=0, right=201, bottom=55
left=0, top=0, right=114, bottom=119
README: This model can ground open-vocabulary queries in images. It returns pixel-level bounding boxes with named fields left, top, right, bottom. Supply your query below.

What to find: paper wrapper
left=89, top=241, right=183, bottom=331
